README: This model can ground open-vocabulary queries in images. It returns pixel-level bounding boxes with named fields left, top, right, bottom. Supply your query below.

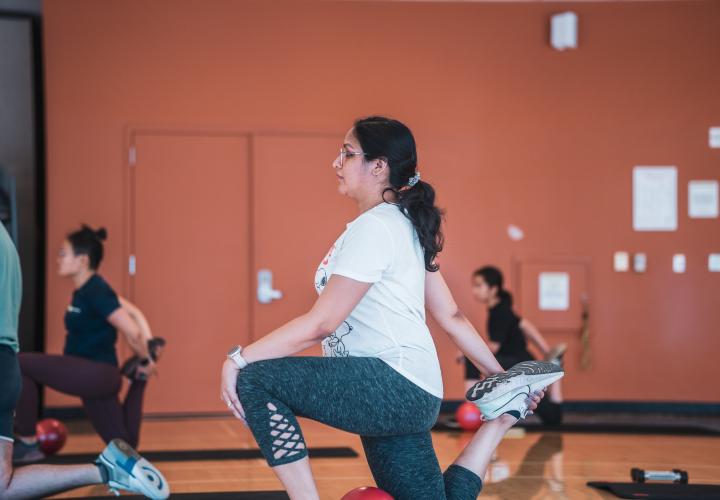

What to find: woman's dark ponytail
left=498, top=289, right=513, bottom=307
left=395, top=180, right=443, bottom=271
left=353, top=116, right=444, bottom=271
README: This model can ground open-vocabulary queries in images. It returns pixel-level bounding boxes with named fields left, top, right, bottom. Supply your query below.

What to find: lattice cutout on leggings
left=267, top=402, right=305, bottom=460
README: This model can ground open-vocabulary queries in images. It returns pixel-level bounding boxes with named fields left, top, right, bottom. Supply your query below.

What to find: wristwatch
left=227, top=345, right=248, bottom=369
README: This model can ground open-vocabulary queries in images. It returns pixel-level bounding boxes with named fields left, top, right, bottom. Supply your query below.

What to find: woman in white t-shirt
left=220, top=116, right=544, bottom=500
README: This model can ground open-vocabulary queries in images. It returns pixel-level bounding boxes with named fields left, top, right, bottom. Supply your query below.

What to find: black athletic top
left=488, top=299, right=532, bottom=361
left=63, top=274, right=121, bottom=366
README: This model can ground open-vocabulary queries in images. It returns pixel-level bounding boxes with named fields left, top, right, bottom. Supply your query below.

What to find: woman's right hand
left=220, top=359, right=247, bottom=425
left=135, top=360, right=158, bottom=380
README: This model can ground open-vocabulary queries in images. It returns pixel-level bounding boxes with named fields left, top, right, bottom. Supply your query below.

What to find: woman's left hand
left=525, top=389, right=545, bottom=415
left=135, top=360, right=158, bottom=380
left=220, top=359, right=247, bottom=425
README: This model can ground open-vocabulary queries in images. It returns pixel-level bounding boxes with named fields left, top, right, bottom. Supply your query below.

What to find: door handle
left=257, top=269, right=283, bottom=304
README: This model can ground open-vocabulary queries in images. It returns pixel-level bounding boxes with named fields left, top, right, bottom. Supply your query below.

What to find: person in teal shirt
left=0, top=223, right=20, bottom=354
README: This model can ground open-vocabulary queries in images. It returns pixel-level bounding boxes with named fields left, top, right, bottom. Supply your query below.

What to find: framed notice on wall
left=688, top=180, right=719, bottom=218
left=515, top=258, right=589, bottom=332
left=633, top=166, right=677, bottom=231
left=539, top=272, right=570, bottom=311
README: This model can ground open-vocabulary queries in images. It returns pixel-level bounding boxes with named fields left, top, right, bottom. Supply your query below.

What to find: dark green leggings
left=236, top=356, right=483, bottom=500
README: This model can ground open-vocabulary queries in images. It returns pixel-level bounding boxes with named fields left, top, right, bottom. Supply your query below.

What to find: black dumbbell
left=631, top=468, right=688, bottom=484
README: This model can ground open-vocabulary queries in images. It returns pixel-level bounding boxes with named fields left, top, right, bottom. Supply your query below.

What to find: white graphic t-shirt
left=315, top=202, right=443, bottom=398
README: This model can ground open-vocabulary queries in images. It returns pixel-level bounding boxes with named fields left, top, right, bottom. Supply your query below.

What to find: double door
left=130, top=131, right=354, bottom=414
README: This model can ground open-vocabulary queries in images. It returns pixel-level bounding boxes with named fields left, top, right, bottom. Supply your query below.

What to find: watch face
left=227, top=345, right=240, bottom=356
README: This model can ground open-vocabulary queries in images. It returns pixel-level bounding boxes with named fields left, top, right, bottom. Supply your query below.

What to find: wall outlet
left=633, top=253, right=647, bottom=273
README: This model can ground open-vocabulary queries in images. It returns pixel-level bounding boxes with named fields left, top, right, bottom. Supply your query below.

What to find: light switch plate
left=614, top=251, right=629, bottom=272
left=709, top=254, right=720, bottom=272
left=633, top=253, right=647, bottom=273
left=710, top=127, right=720, bottom=148
left=672, top=254, right=686, bottom=273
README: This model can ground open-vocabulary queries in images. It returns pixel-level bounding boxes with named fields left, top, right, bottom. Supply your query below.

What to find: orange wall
left=43, top=0, right=720, bottom=406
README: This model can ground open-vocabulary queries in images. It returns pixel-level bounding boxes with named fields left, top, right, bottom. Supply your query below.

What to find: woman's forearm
left=119, top=297, right=154, bottom=342
left=123, top=326, right=152, bottom=359
left=441, top=313, right=504, bottom=376
left=109, top=307, right=152, bottom=359
left=241, top=314, right=327, bottom=364
left=520, top=319, right=550, bottom=355
left=127, top=307, right=153, bottom=342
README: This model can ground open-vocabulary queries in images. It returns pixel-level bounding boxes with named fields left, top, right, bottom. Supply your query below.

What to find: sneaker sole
left=476, top=388, right=534, bottom=420
left=466, top=362, right=564, bottom=404
left=473, top=371, right=565, bottom=420
left=100, top=440, right=169, bottom=499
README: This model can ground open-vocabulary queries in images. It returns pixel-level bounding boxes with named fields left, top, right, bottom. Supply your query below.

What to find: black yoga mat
left=521, top=423, right=720, bottom=437
left=43, top=446, right=357, bottom=465
left=74, top=492, right=289, bottom=499
left=432, top=417, right=720, bottom=436
left=588, top=481, right=720, bottom=499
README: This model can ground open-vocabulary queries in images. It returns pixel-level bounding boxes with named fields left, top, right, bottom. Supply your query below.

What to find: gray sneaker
left=466, top=361, right=565, bottom=420
left=96, top=439, right=170, bottom=499
left=12, top=438, right=45, bottom=464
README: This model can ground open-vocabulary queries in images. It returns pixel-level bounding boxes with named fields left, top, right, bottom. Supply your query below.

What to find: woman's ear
left=79, top=253, right=91, bottom=270
left=372, top=157, right=388, bottom=177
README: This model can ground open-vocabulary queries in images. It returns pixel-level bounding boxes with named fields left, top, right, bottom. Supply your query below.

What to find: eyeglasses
left=338, top=148, right=366, bottom=167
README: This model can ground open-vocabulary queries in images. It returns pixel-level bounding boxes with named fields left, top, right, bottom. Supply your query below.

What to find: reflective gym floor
left=48, top=416, right=720, bottom=499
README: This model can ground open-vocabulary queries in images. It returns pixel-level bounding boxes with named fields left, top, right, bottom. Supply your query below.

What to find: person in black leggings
left=465, top=266, right=565, bottom=425
left=13, top=226, right=163, bottom=463
left=1, top=223, right=169, bottom=499
left=219, top=116, right=546, bottom=500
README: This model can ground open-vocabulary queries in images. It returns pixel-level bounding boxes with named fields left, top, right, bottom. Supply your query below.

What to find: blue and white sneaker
left=466, top=361, right=565, bottom=421
left=96, top=439, right=170, bottom=499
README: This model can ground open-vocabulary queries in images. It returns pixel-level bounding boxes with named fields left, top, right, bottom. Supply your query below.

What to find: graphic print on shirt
left=316, top=242, right=354, bottom=357
left=322, top=320, right=353, bottom=357
left=314, top=268, right=328, bottom=294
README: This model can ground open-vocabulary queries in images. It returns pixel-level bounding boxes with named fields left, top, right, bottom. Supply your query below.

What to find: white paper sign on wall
left=688, top=180, right=719, bottom=219
left=539, top=272, right=570, bottom=311
left=633, top=166, right=677, bottom=231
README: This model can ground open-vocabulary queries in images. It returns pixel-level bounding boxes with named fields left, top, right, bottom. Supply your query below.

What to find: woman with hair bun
left=13, top=225, right=163, bottom=463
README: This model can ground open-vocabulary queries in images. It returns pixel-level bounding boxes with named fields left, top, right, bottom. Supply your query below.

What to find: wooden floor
left=49, top=416, right=720, bottom=499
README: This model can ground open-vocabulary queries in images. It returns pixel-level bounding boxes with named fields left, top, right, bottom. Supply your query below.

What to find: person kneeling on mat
left=461, top=266, right=565, bottom=426
left=0, top=223, right=169, bottom=499
left=220, top=116, right=550, bottom=500
left=13, top=225, right=165, bottom=463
